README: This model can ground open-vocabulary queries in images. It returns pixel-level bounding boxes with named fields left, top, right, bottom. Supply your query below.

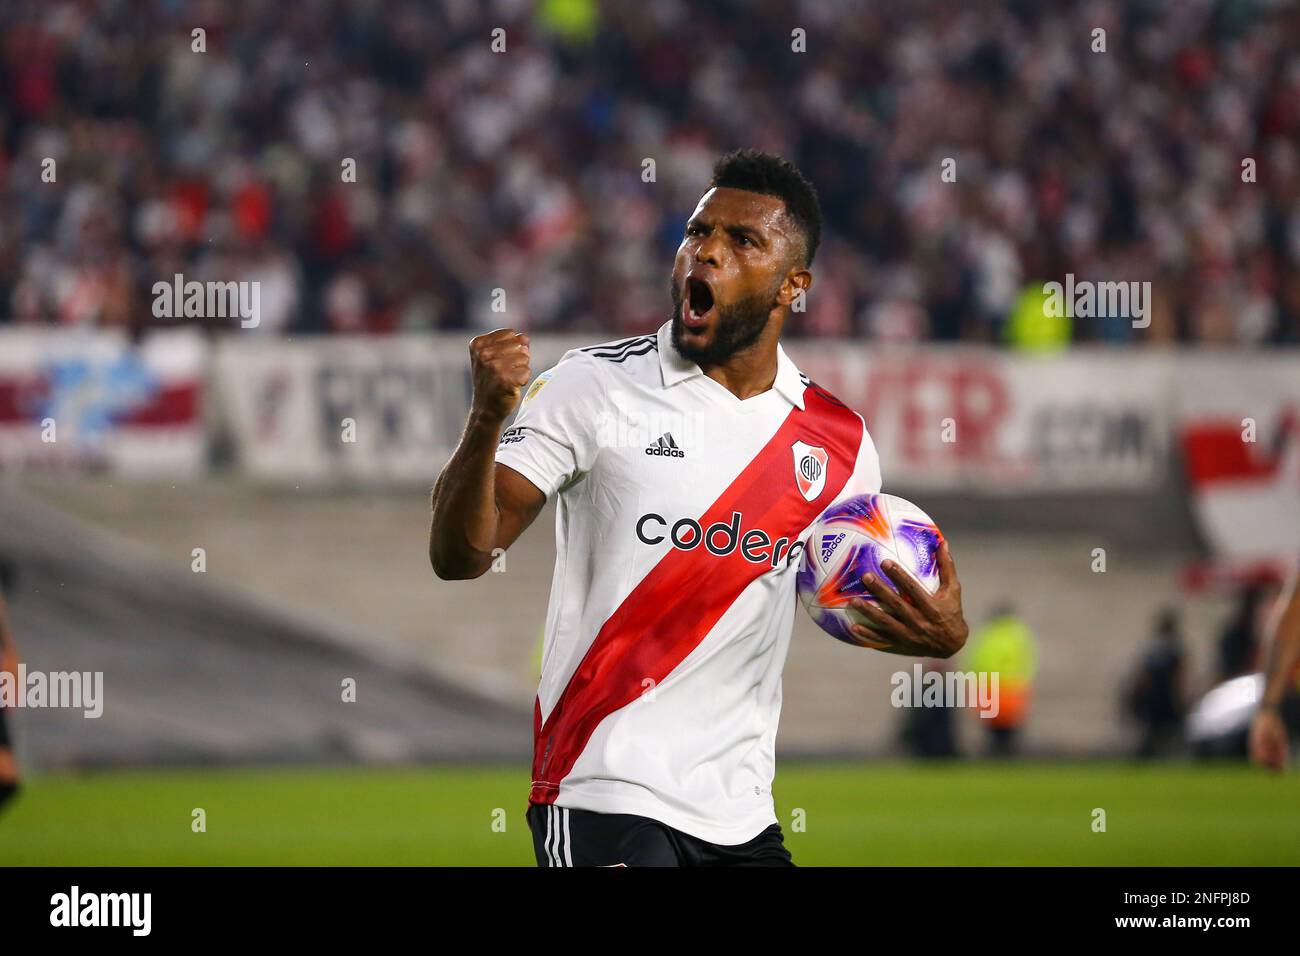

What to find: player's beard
left=669, top=279, right=780, bottom=367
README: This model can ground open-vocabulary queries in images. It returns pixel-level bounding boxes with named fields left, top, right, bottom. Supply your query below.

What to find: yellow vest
left=1006, top=283, right=1071, bottom=352
left=966, top=614, right=1038, bottom=686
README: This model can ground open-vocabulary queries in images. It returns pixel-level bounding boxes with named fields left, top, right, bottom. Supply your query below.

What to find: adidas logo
left=820, top=532, right=846, bottom=562
left=645, top=433, right=686, bottom=458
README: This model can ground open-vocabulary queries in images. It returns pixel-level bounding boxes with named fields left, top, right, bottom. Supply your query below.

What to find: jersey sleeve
left=835, top=413, right=883, bottom=500
left=495, top=351, right=604, bottom=501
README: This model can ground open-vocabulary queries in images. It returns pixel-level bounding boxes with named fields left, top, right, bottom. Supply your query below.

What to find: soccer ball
left=796, top=493, right=944, bottom=647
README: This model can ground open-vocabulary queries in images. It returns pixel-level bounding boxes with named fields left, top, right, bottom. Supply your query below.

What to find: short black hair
left=709, top=149, right=822, bottom=266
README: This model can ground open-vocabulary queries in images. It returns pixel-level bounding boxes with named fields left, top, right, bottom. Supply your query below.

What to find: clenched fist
left=469, top=328, right=532, bottom=425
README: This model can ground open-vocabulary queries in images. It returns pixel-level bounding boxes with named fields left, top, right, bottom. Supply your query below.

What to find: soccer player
left=0, top=559, right=21, bottom=817
left=1249, top=573, right=1300, bottom=770
left=429, top=150, right=969, bottom=866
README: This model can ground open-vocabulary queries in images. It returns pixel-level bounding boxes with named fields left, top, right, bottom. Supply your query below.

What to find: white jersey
left=496, top=320, right=881, bottom=844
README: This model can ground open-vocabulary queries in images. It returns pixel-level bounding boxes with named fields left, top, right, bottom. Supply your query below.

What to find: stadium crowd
left=1, top=0, right=1299, bottom=345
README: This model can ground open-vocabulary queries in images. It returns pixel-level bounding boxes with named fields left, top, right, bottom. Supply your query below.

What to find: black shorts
left=526, top=803, right=794, bottom=867
left=0, top=706, right=10, bottom=749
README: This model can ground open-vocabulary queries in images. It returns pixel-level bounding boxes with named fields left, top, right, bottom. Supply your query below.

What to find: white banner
left=211, top=329, right=1300, bottom=562
left=211, top=334, right=585, bottom=483
left=0, top=328, right=206, bottom=476
left=784, top=345, right=1173, bottom=492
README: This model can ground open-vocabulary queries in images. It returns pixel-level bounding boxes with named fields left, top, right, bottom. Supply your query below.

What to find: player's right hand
left=1249, top=707, right=1288, bottom=771
left=469, top=329, right=531, bottom=424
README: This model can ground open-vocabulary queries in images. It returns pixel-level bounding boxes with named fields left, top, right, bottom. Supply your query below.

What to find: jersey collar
left=656, top=320, right=806, bottom=410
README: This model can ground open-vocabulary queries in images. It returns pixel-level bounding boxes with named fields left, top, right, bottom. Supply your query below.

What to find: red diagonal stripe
left=530, top=386, right=863, bottom=804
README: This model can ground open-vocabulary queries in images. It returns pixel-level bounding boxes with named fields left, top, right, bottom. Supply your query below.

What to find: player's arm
left=1249, top=576, right=1300, bottom=770
left=429, top=329, right=546, bottom=581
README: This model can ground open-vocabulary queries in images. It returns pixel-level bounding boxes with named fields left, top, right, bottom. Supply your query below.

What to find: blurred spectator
left=1, top=0, right=1299, bottom=343
left=1217, top=583, right=1268, bottom=681
left=1123, top=606, right=1187, bottom=758
left=898, top=658, right=961, bottom=760
left=965, top=602, right=1038, bottom=758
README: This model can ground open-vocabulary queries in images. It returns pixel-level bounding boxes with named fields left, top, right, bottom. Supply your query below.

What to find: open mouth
left=683, top=275, right=716, bottom=329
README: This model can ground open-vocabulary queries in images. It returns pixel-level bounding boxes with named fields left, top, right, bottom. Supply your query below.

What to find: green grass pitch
left=2, top=761, right=1297, bottom=866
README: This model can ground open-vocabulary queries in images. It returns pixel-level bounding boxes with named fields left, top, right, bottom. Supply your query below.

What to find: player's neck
left=699, top=323, right=782, bottom=402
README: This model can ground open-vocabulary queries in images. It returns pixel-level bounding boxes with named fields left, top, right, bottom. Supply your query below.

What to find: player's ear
left=780, top=267, right=812, bottom=307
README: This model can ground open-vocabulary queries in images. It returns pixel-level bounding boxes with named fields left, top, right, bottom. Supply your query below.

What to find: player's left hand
left=849, top=540, right=969, bottom=658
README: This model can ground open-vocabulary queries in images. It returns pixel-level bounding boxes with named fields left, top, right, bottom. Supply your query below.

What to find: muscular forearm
left=429, top=413, right=506, bottom=580
left=431, top=328, right=537, bottom=580
left=1260, top=584, right=1300, bottom=711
